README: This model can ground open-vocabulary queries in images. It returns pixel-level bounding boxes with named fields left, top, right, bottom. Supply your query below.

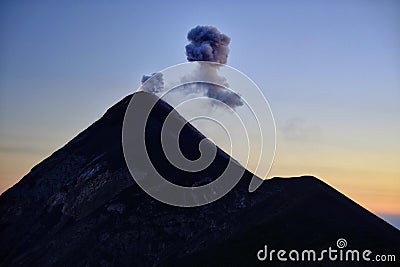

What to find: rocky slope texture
left=1, top=92, right=399, bottom=266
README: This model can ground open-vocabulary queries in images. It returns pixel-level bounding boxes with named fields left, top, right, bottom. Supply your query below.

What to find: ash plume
left=140, top=25, right=243, bottom=109
left=185, top=25, right=243, bottom=109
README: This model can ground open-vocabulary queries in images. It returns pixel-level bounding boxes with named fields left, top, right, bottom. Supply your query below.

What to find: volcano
left=0, top=92, right=399, bottom=266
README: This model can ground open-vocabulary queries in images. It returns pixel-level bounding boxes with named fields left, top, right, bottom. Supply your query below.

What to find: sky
left=0, top=0, right=399, bottom=227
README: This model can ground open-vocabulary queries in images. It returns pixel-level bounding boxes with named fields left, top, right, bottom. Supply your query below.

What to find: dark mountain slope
left=0, top=92, right=399, bottom=267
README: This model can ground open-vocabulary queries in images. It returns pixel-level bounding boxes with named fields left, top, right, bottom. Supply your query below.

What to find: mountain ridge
left=1, top=92, right=399, bottom=266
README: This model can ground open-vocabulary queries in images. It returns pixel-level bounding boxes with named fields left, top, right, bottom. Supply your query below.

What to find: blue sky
left=0, top=0, right=399, bottom=227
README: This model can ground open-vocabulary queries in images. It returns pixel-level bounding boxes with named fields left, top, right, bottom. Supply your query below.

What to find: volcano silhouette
left=0, top=92, right=399, bottom=267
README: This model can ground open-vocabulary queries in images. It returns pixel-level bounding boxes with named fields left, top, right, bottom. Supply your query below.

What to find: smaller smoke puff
left=185, top=25, right=230, bottom=64
left=141, top=73, right=164, bottom=93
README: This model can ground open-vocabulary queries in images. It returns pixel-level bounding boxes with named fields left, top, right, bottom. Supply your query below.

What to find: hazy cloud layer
left=280, top=118, right=322, bottom=142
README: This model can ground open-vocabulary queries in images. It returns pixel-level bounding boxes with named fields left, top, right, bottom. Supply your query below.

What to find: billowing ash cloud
left=140, top=25, right=243, bottom=109
left=185, top=25, right=243, bottom=109
left=140, top=72, right=164, bottom=93
left=185, top=25, right=230, bottom=64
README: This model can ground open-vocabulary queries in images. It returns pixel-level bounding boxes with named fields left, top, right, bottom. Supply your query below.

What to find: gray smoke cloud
left=140, top=25, right=243, bottom=109
left=185, top=25, right=230, bottom=64
left=185, top=25, right=243, bottom=109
